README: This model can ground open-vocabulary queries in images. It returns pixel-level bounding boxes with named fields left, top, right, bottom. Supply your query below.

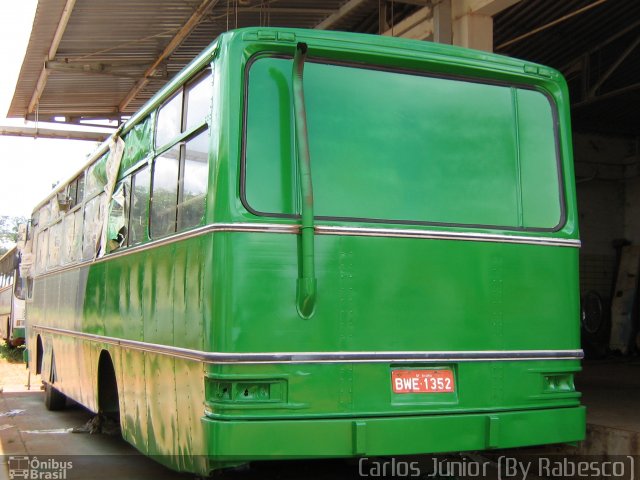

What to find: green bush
left=0, top=342, right=25, bottom=363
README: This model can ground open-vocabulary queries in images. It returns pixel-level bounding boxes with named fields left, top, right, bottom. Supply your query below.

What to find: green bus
left=0, top=246, right=26, bottom=347
left=25, top=27, right=584, bottom=475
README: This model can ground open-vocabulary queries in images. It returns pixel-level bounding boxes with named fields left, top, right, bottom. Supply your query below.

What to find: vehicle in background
left=0, top=246, right=26, bottom=347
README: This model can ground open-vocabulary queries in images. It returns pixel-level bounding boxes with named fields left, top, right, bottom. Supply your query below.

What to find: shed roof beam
left=433, top=0, right=452, bottom=44
left=314, top=0, right=370, bottom=30
left=235, top=7, right=336, bottom=14
left=575, top=82, right=640, bottom=108
left=378, top=1, right=389, bottom=33
left=45, top=61, right=164, bottom=80
left=453, top=12, right=492, bottom=51
left=26, top=106, right=120, bottom=116
left=0, top=125, right=110, bottom=142
left=452, top=0, right=521, bottom=51
left=27, top=0, right=77, bottom=115
left=383, top=6, right=433, bottom=39
left=561, top=18, right=640, bottom=75
left=588, top=34, right=640, bottom=97
left=25, top=114, right=123, bottom=125
left=390, top=0, right=429, bottom=5
left=495, top=0, right=608, bottom=51
left=118, top=0, right=219, bottom=113
left=453, top=0, right=521, bottom=17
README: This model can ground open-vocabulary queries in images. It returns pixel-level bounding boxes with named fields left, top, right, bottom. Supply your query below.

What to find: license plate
left=392, top=369, right=455, bottom=394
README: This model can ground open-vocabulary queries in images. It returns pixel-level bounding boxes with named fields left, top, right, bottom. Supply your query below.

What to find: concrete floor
left=0, top=391, right=194, bottom=480
left=578, top=358, right=640, bottom=431
left=574, top=357, right=640, bottom=458
left=0, top=387, right=364, bottom=479
left=1, top=358, right=638, bottom=479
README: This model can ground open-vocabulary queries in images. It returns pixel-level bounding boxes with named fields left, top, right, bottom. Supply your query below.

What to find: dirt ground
left=0, top=356, right=34, bottom=394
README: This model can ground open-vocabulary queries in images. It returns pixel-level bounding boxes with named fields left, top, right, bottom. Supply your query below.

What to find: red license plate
left=392, top=369, right=455, bottom=393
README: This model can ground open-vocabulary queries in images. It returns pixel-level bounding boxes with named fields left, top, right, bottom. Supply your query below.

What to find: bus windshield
left=244, top=57, right=562, bottom=230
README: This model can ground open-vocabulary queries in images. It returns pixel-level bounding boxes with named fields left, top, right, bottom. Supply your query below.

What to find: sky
left=0, top=1, right=106, bottom=218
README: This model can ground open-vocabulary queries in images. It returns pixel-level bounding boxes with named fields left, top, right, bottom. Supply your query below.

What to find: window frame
left=27, top=65, right=214, bottom=266
left=47, top=220, right=63, bottom=270
left=106, top=177, right=132, bottom=254
left=150, top=66, right=213, bottom=239
left=81, top=192, right=105, bottom=260
left=150, top=125, right=210, bottom=239
left=155, top=89, right=184, bottom=151
left=240, top=52, right=567, bottom=233
left=154, top=67, right=213, bottom=152
left=127, top=164, right=152, bottom=247
left=35, top=228, right=49, bottom=274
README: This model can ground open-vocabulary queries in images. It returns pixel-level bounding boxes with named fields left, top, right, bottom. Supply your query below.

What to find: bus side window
left=68, top=181, right=77, bottom=209
left=61, top=208, right=83, bottom=264
left=156, top=91, right=183, bottom=149
left=129, top=166, right=150, bottom=246
left=82, top=194, right=104, bottom=260
left=76, top=173, right=85, bottom=204
left=107, top=179, right=131, bottom=253
left=178, top=130, right=209, bottom=230
left=184, top=70, right=213, bottom=131
left=48, top=221, right=63, bottom=269
left=62, top=213, right=76, bottom=264
left=66, top=172, right=85, bottom=209
left=150, top=146, right=180, bottom=238
left=150, top=67, right=212, bottom=239
left=35, top=229, right=49, bottom=274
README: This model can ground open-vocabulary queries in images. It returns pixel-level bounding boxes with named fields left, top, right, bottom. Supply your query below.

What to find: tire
left=44, top=382, right=67, bottom=411
left=580, top=291, right=611, bottom=358
left=581, top=290, right=604, bottom=335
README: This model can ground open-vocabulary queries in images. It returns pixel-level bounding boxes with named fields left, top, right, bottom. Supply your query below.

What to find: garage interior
left=5, top=0, right=640, bottom=463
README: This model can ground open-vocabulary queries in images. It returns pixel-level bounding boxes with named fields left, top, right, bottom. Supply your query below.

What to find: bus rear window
left=244, top=57, right=562, bottom=230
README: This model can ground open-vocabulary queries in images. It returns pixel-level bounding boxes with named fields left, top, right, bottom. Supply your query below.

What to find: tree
left=0, top=216, right=28, bottom=256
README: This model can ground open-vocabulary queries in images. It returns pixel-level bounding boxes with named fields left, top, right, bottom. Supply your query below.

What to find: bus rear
left=203, top=29, right=584, bottom=467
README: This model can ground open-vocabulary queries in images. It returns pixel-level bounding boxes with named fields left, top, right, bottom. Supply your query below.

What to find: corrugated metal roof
left=10, top=0, right=208, bottom=120
left=9, top=0, right=68, bottom=120
left=9, top=0, right=640, bottom=135
left=8, top=0, right=371, bottom=121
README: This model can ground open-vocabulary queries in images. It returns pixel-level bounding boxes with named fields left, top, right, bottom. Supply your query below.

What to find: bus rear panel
left=202, top=28, right=583, bottom=465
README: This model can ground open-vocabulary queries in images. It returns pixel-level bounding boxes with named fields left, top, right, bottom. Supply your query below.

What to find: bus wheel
left=97, top=351, right=120, bottom=426
left=35, top=336, right=43, bottom=375
left=44, top=351, right=66, bottom=410
left=44, top=383, right=67, bottom=411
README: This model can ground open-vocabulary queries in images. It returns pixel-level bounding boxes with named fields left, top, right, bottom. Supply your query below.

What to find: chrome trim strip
left=33, top=223, right=299, bottom=280
left=104, top=222, right=297, bottom=262
left=33, top=222, right=580, bottom=281
left=33, top=326, right=584, bottom=364
left=315, top=225, right=581, bottom=248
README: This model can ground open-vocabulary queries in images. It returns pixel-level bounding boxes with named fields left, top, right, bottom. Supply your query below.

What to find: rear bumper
left=203, top=406, right=585, bottom=460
